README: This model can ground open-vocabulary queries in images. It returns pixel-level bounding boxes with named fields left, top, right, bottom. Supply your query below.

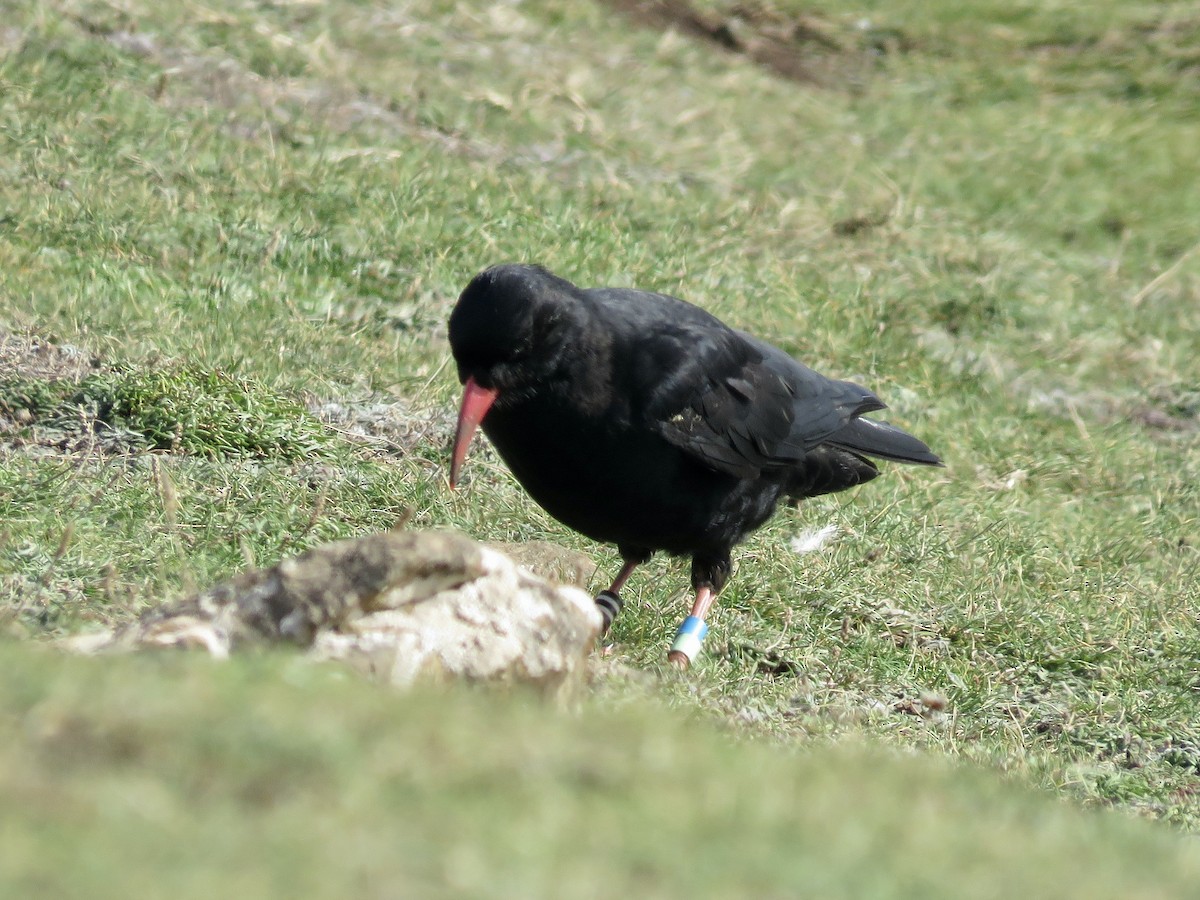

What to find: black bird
left=448, top=264, right=942, bottom=666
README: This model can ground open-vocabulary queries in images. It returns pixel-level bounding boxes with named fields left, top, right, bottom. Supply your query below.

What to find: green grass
left=2, top=0, right=1200, bottom=891
left=4, top=640, right=1200, bottom=899
left=1, top=365, right=336, bottom=457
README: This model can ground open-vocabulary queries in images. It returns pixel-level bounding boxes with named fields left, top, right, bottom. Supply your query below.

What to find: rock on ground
left=68, top=530, right=603, bottom=697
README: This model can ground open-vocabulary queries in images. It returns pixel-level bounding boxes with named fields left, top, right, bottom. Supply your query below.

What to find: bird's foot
left=667, top=615, right=709, bottom=669
left=595, top=589, right=623, bottom=637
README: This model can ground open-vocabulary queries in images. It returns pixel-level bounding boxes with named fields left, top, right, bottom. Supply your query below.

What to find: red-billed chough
left=448, top=264, right=942, bottom=666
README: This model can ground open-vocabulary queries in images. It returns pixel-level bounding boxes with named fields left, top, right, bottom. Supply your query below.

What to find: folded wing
left=647, top=327, right=941, bottom=478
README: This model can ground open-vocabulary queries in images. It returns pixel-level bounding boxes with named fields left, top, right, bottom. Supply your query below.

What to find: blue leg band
left=669, top=616, right=709, bottom=663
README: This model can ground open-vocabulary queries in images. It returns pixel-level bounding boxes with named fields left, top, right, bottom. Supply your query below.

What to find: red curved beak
left=450, top=377, right=499, bottom=489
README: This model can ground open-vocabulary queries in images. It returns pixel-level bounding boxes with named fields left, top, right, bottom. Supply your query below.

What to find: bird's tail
left=826, top=417, right=943, bottom=467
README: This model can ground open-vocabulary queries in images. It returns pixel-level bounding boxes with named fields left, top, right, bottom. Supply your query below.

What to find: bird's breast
left=480, top=399, right=784, bottom=555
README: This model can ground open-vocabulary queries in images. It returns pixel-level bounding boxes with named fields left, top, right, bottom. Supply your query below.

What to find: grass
left=1, top=0, right=1199, bottom=891
left=5, top=640, right=1200, bottom=899
left=1, top=364, right=336, bottom=457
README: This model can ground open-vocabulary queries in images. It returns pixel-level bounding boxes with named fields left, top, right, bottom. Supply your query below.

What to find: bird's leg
left=667, top=586, right=715, bottom=668
left=687, top=586, right=717, bottom=620
left=667, top=555, right=731, bottom=669
left=595, top=555, right=644, bottom=637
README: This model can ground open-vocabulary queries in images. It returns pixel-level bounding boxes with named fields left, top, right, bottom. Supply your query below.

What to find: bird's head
left=447, top=264, right=579, bottom=488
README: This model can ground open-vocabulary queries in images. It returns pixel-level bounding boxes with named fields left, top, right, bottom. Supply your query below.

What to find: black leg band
left=595, top=589, right=624, bottom=636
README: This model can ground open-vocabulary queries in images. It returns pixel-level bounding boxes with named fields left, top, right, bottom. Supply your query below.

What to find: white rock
left=66, top=530, right=602, bottom=699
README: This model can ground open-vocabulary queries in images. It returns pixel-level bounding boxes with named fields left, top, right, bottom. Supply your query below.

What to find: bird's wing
left=642, top=326, right=884, bottom=479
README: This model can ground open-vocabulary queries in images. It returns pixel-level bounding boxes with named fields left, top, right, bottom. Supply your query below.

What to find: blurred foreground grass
left=5, top=641, right=1200, bottom=899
